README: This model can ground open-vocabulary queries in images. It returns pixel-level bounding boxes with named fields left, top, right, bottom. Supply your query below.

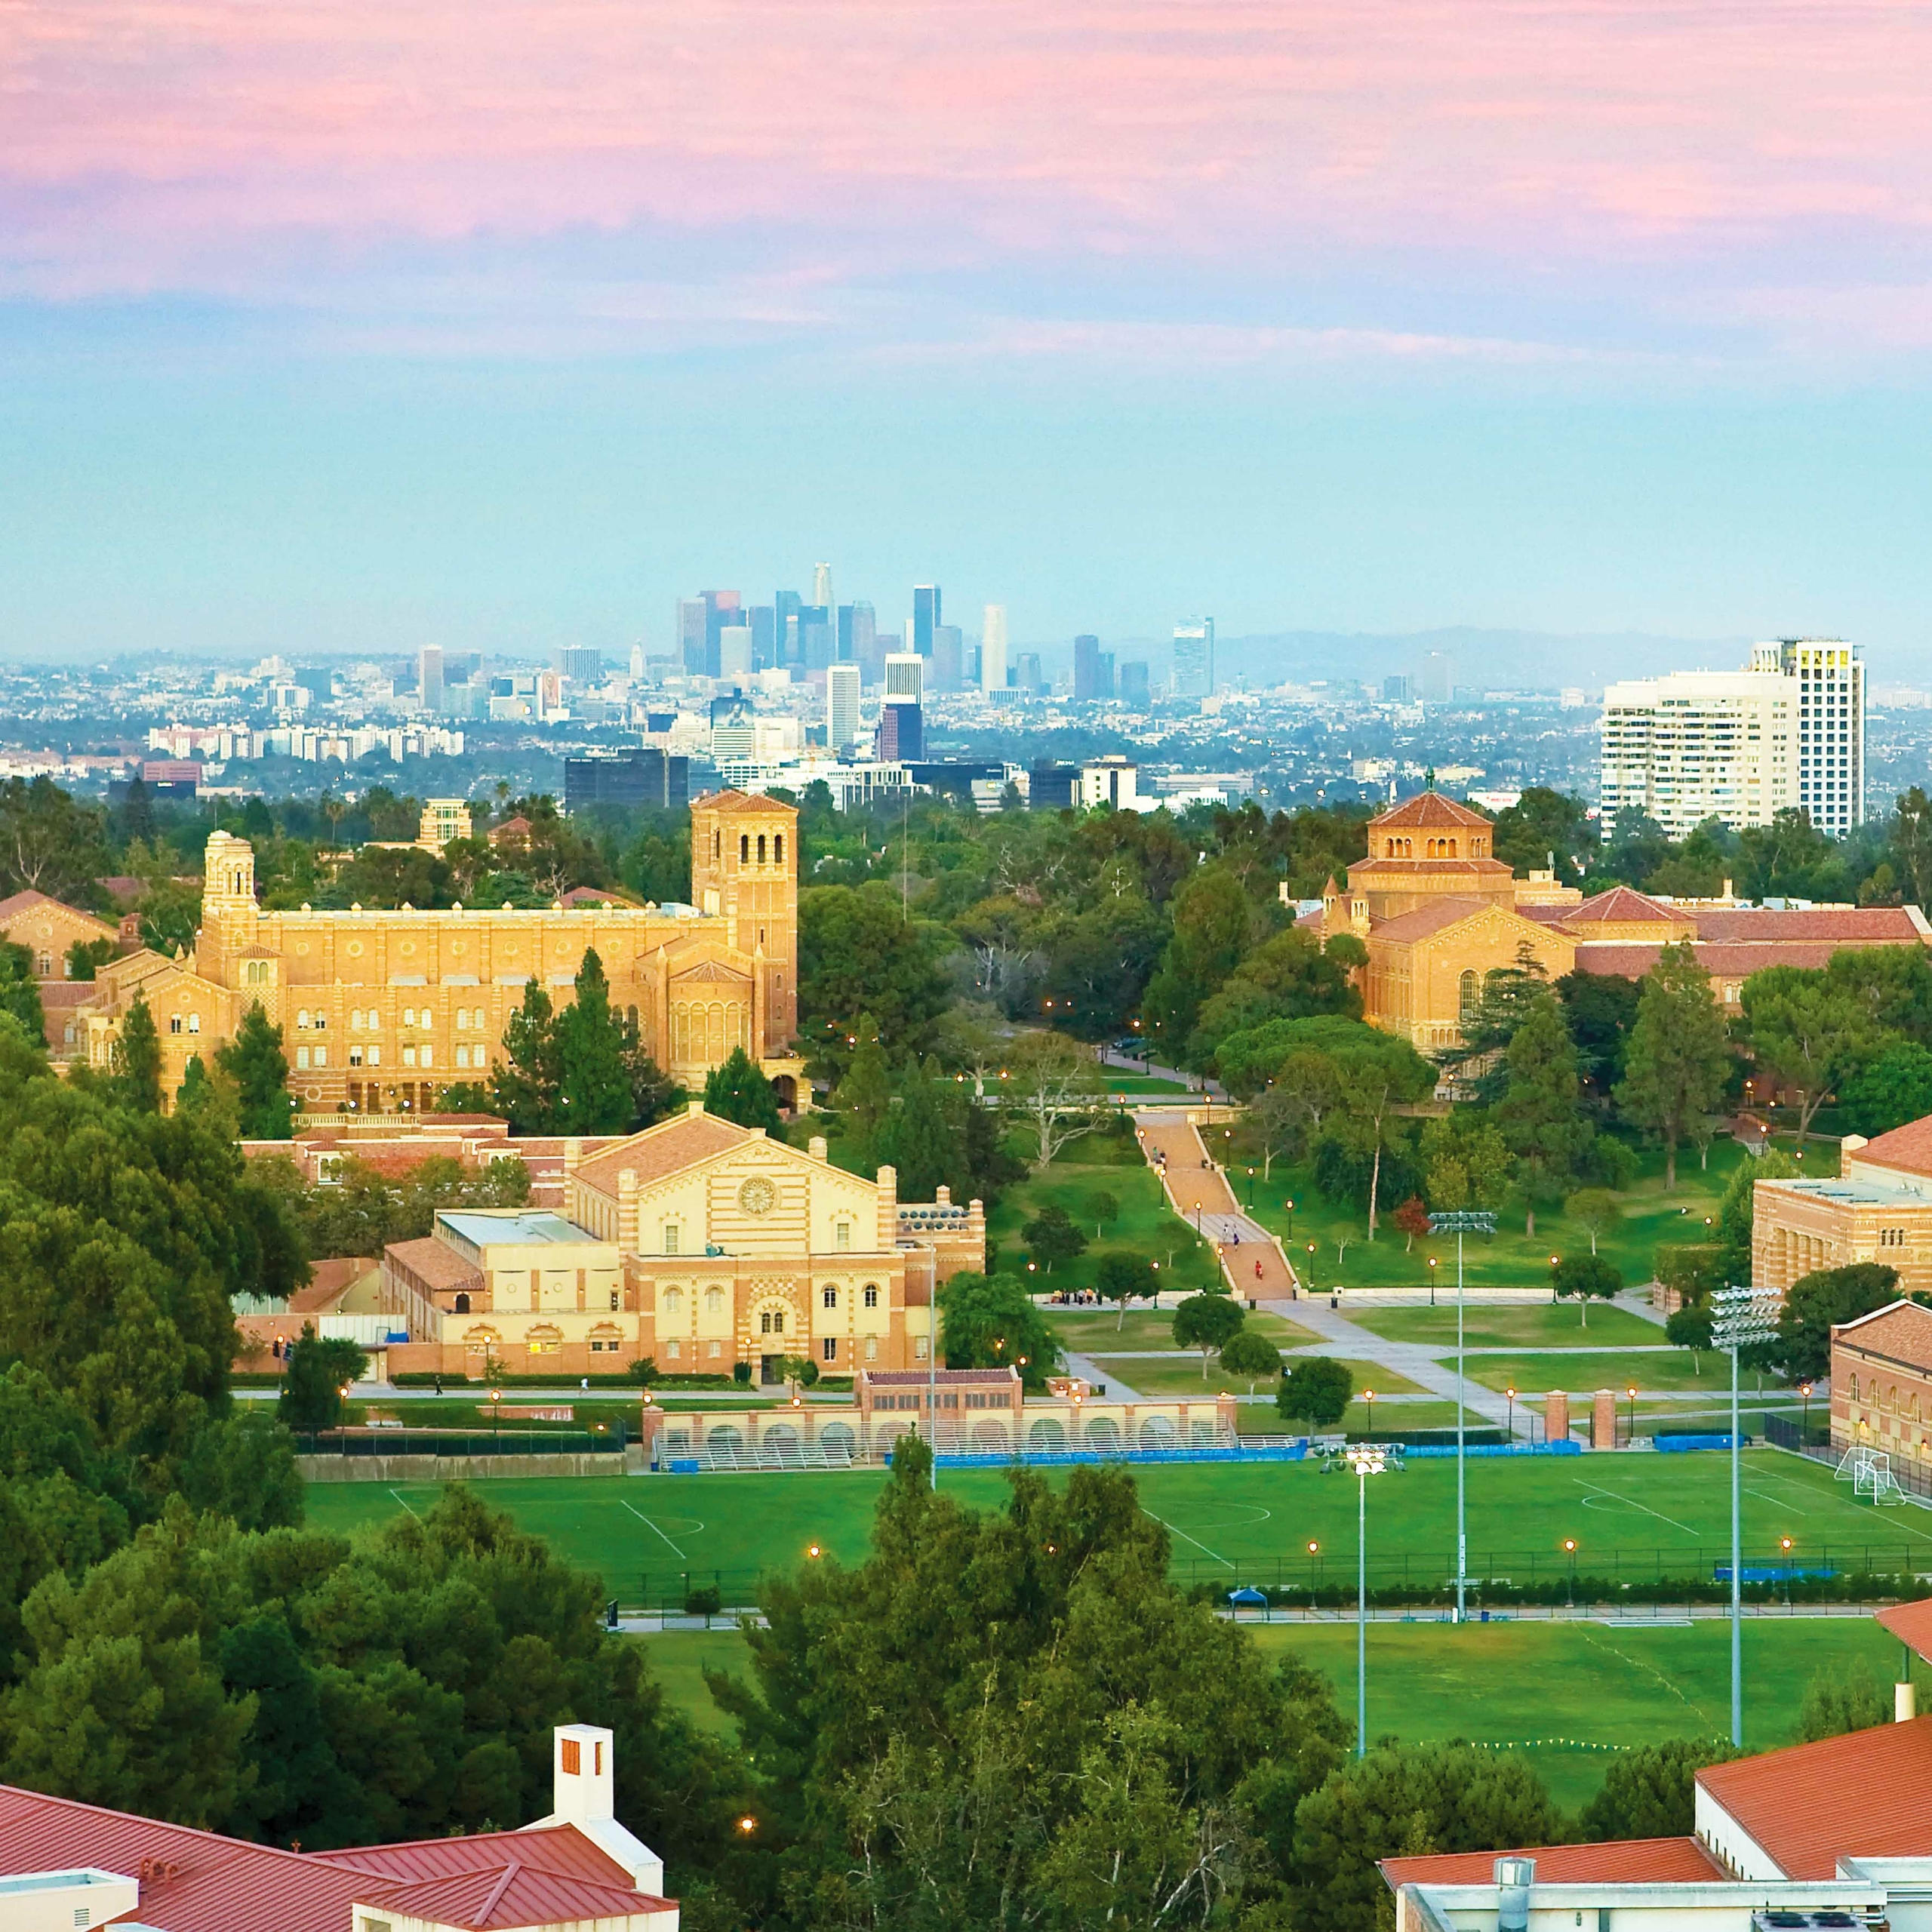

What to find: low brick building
left=1831, top=1298, right=1932, bottom=1467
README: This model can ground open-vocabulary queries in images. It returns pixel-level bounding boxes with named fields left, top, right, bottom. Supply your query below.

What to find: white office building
left=1599, top=639, right=1862, bottom=840
left=981, top=604, right=1008, bottom=693
left=1174, top=617, right=1215, bottom=697
left=884, top=652, right=925, bottom=703
left=826, top=663, right=861, bottom=755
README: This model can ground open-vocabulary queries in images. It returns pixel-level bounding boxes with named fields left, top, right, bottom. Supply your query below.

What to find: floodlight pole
left=1357, top=1457, right=1369, bottom=1755
left=1456, top=1225, right=1466, bottom=1623
left=1730, top=1331, right=1742, bottom=1747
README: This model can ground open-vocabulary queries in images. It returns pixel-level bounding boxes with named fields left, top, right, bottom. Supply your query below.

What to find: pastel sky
left=5, top=0, right=1932, bottom=663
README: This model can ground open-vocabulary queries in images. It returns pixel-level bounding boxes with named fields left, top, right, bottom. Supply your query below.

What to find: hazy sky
left=5, top=0, right=1932, bottom=665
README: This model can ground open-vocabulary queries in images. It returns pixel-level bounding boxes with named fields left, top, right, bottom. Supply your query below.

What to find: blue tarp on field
left=1401, top=1441, right=1582, bottom=1459
left=1656, top=1433, right=1752, bottom=1452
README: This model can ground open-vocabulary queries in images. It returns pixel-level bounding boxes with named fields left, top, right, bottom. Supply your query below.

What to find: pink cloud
left=5, top=0, right=1930, bottom=359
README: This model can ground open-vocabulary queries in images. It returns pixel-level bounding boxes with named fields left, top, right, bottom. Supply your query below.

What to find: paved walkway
left=1257, top=1293, right=1512, bottom=1426
left=1136, top=1112, right=1299, bottom=1299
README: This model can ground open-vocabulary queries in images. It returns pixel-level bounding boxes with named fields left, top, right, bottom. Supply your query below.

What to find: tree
left=1172, top=1292, right=1244, bottom=1377
left=554, top=948, right=634, bottom=1133
left=278, top=1327, right=368, bottom=1433
left=930, top=1001, right=1010, bottom=1100
left=872, top=1057, right=965, bottom=1203
left=1094, top=1251, right=1158, bottom=1329
left=1557, top=968, right=1643, bottom=1098
left=1791, top=1663, right=1890, bottom=1743
left=1392, top=1196, right=1431, bottom=1253
left=174, top=1053, right=215, bottom=1117
left=217, top=1001, right=296, bottom=1139
left=1551, top=1252, right=1622, bottom=1327
left=1005, top=1030, right=1107, bottom=1168
left=1710, top=1145, right=1798, bottom=1284
left=1577, top=1738, right=1737, bottom=1840
left=1616, top=943, right=1731, bottom=1189
left=1143, top=866, right=1256, bottom=1057
left=1565, top=1186, right=1623, bottom=1255
left=177, top=1411, right=306, bottom=1532
left=1665, top=1301, right=1715, bottom=1374
left=1420, top=1114, right=1512, bottom=1217
left=1740, top=966, right=1881, bottom=1143
left=1771, top=1263, right=1900, bottom=1383
left=1324, top=1029, right=1438, bottom=1240
left=1081, top=1188, right=1121, bottom=1237
left=1250, top=1055, right=1343, bottom=1174
left=936, top=1270, right=1057, bottom=1385
left=1220, top=1328, right=1281, bottom=1393
left=483, top=978, right=563, bottom=1132
left=1493, top=786, right=1593, bottom=885
left=0, top=940, right=45, bottom=1041
left=0, top=775, right=110, bottom=903
left=1023, top=1203, right=1088, bottom=1272
left=703, top=1048, right=785, bottom=1135
left=829, top=1012, right=894, bottom=1163
left=797, top=882, right=951, bottom=1078
left=1892, top=786, right=1932, bottom=910
left=64, top=936, right=115, bottom=981
left=1292, top=1740, right=1562, bottom=1932
left=1840, top=1041, right=1932, bottom=1137
left=1446, top=944, right=1555, bottom=1100
left=1496, top=995, right=1593, bottom=1235
left=114, top=988, right=163, bottom=1115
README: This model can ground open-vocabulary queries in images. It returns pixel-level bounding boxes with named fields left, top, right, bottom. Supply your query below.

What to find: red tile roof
left=1370, top=897, right=1495, bottom=944
left=1368, top=792, right=1493, bottom=829
left=1876, top=1597, right=1932, bottom=1663
left=1696, top=1715, right=1932, bottom=1876
left=1560, top=886, right=1681, bottom=926
left=694, top=788, right=798, bottom=817
left=574, top=1110, right=754, bottom=1198
left=1850, top=1116, right=1932, bottom=1179
left=1381, top=1837, right=1727, bottom=1890
left=1690, top=906, right=1924, bottom=943
left=384, top=1235, right=486, bottom=1294
left=0, top=1785, right=673, bottom=1932
left=1831, top=1300, right=1932, bottom=1366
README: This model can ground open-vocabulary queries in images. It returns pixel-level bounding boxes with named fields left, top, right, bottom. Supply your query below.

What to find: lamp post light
left=1800, top=1382, right=1814, bottom=1448
left=1343, top=1443, right=1395, bottom=1755
left=1427, top=1255, right=1438, bottom=1305
left=1626, top=1385, right=1638, bottom=1449
left=1506, top=1386, right=1517, bottom=1441
left=1562, top=1537, right=1577, bottom=1607
left=1780, top=1535, right=1795, bottom=1607
left=1306, top=1241, right=1318, bottom=1293
left=1285, top=1198, right=1295, bottom=1239
left=1362, top=1389, right=1375, bottom=1443
left=1247, top=1166, right=1257, bottom=1208
left=1713, top=1283, right=1780, bottom=1748
left=1432, top=1210, right=1497, bottom=1621
left=490, top=1386, right=501, bottom=1448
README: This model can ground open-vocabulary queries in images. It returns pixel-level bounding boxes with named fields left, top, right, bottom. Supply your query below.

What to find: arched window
left=757, top=833, right=767, bottom=864
left=740, top=834, right=749, bottom=863
left=1850, top=1374, right=1860, bottom=1402
left=454, top=1291, right=470, bottom=1314
left=1447, top=838, right=1458, bottom=857
left=1459, top=970, right=1478, bottom=1017
left=704, top=1286, right=724, bottom=1315
left=663, top=1287, right=683, bottom=1315
left=823, top=1284, right=838, bottom=1309
left=774, top=833, right=783, bottom=866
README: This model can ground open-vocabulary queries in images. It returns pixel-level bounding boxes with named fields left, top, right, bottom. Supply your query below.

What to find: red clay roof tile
left=1381, top=1837, right=1727, bottom=1890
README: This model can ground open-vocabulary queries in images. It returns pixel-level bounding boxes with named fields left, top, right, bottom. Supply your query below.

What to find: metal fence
left=298, top=1428, right=627, bottom=1457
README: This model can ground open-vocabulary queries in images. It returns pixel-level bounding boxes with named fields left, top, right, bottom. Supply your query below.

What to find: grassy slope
left=1348, top=1304, right=1666, bottom=1349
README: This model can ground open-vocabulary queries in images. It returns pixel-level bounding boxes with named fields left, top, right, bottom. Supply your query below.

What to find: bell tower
left=198, top=830, right=259, bottom=980
left=688, top=792, right=798, bottom=1055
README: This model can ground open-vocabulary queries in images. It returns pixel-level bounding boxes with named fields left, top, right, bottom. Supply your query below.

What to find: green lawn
left=632, top=1615, right=1900, bottom=1816
left=1248, top=1135, right=1844, bottom=1291
left=1347, top=1303, right=1665, bottom=1349
left=989, top=1161, right=1223, bottom=1299
left=1460, top=1350, right=1771, bottom=1396
left=1084, top=1354, right=1428, bottom=1399
left=1101, top=1075, right=1193, bottom=1096
left=1047, top=1309, right=1318, bottom=1353
left=303, top=1446, right=1932, bottom=1606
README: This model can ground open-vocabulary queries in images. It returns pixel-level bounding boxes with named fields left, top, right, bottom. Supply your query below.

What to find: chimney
left=688, top=1098, right=706, bottom=1117
left=1899, top=1681, right=1918, bottom=1722
left=1495, top=1857, right=1534, bottom=1932
left=808, top=1135, right=828, bottom=1161
left=553, top=1723, right=614, bottom=1825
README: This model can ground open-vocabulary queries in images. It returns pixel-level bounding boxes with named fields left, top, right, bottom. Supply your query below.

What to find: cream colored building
left=72, top=789, right=805, bottom=1110
left=380, top=1103, right=985, bottom=1382
left=1754, top=1119, right=1932, bottom=1298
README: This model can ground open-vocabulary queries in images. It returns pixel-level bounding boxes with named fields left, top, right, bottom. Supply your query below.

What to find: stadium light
left=1713, top=1284, right=1780, bottom=1748
left=1344, top=1442, right=1397, bottom=1754
left=1431, top=1209, right=1497, bottom=1620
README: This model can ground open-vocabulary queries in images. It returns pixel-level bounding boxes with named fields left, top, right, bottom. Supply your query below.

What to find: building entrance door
left=761, top=1354, right=784, bottom=1386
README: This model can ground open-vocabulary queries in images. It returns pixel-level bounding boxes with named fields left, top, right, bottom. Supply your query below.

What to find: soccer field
left=302, top=1445, right=1932, bottom=1607
left=636, top=1615, right=1906, bottom=1814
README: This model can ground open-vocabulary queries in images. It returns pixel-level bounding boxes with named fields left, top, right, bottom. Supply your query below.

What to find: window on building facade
left=911, top=1337, right=925, bottom=1360
left=351, top=1046, right=365, bottom=1066
left=663, top=1224, right=680, bottom=1254
left=866, top=1337, right=880, bottom=1361
left=836, top=1221, right=851, bottom=1251
left=823, top=1286, right=838, bottom=1309
left=420, top=1046, right=432, bottom=1067
left=704, top=1286, right=724, bottom=1314
left=368, top=1045, right=381, bottom=1065
left=822, top=1337, right=837, bottom=1361
left=313, top=1045, right=327, bottom=1067
left=170, top=1014, right=183, bottom=1035
left=708, top=1340, right=721, bottom=1358
left=297, top=1046, right=310, bottom=1069
left=760, top=1310, right=785, bottom=1335
left=666, top=1339, right=681, bottom=1360
left=863, top=1284, right=878, bottom=1308
left=1850, top=1374, right=1860, bottom=1401
left=188, top=1013, right=200, bottom=1033
left=662, top=1287, right=682, bottom=1315
left=774, top=834, right=783, bottom=865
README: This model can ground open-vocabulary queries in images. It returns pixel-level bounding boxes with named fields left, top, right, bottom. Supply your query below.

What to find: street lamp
left=1506, top=1385, right=1517, bottom=1441
left=1306, top=1241, right=1318, bottom=1293
left=1343, top=1443, right=1395, bottom=1755
left=1713, top=1283, right=1780, bottom=1748
left=1285, top=1198, right=1295, bottom=1239
left=490, top=1386, right=501, bottom=1448
left=1362, top=1389, right=1375, bottom=1443
left=1780, top=1535, right=1795, bottom=1606
left=1432, top=1210, right=1497, bottom=1621
left=1626, top=1384, right=1638, bottom=1449
left=1800, top=1382, right=1814, bottom=1448
left=1246, top=1166, right=1257, bottom=1208
left=1427, top=1255, right=1438, bottom=1304
left=1562, top=1537, right=1577, bottom=1607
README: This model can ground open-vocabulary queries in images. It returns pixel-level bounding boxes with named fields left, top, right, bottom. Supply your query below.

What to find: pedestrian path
left=1134, top=1112, right=1299, bottom=1299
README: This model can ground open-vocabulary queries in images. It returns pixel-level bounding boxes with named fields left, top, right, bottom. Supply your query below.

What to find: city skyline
left=5, top=5, right=1930, bottom=660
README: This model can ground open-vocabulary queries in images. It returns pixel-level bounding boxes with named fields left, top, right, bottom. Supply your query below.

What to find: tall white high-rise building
left=827, top=663, right=861, bottom=754
left=629, top=643, right=645, bottom=681
left=811, top=562, right=833, bottom=611
left=1173, top=617, right=1215, bottom=697
left=981, top=604, right=1008, bottom=693
left=1749, top=638, right=1866, bottom=838
left=417, top=645, right=444, bottom=714
left=884, top=652, right=925, bottom=703
left=1599, top=638, right=1862, bottom=840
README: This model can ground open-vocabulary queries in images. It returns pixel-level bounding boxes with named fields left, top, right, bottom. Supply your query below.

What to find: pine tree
left=175, top=1053, right=213, bottom=1114
left=831, top=1011, right=894, bottom=1164
left=1616, top=941, right=1731, bottom=1189
left=873, top=1057, right=960, bottom=1201
left=115, top=988, right=163, bottom=1114
left=491, top=980, right=561, bottom=1132
left=620, top=1006, right=680, bottom=1131
left=0, top=940, right=44, bottom=1040
left=703, top=1046, right=785, bottom=1134
left=555, top=948, right=633, bottom=1133
left=1495, top=992, right=1592, bottom=1236
left=217, top=1001, right=295, bottom=1139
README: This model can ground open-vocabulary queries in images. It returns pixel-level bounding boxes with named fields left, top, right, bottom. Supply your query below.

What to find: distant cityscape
left=4, top=583, right=1930, bottom=842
